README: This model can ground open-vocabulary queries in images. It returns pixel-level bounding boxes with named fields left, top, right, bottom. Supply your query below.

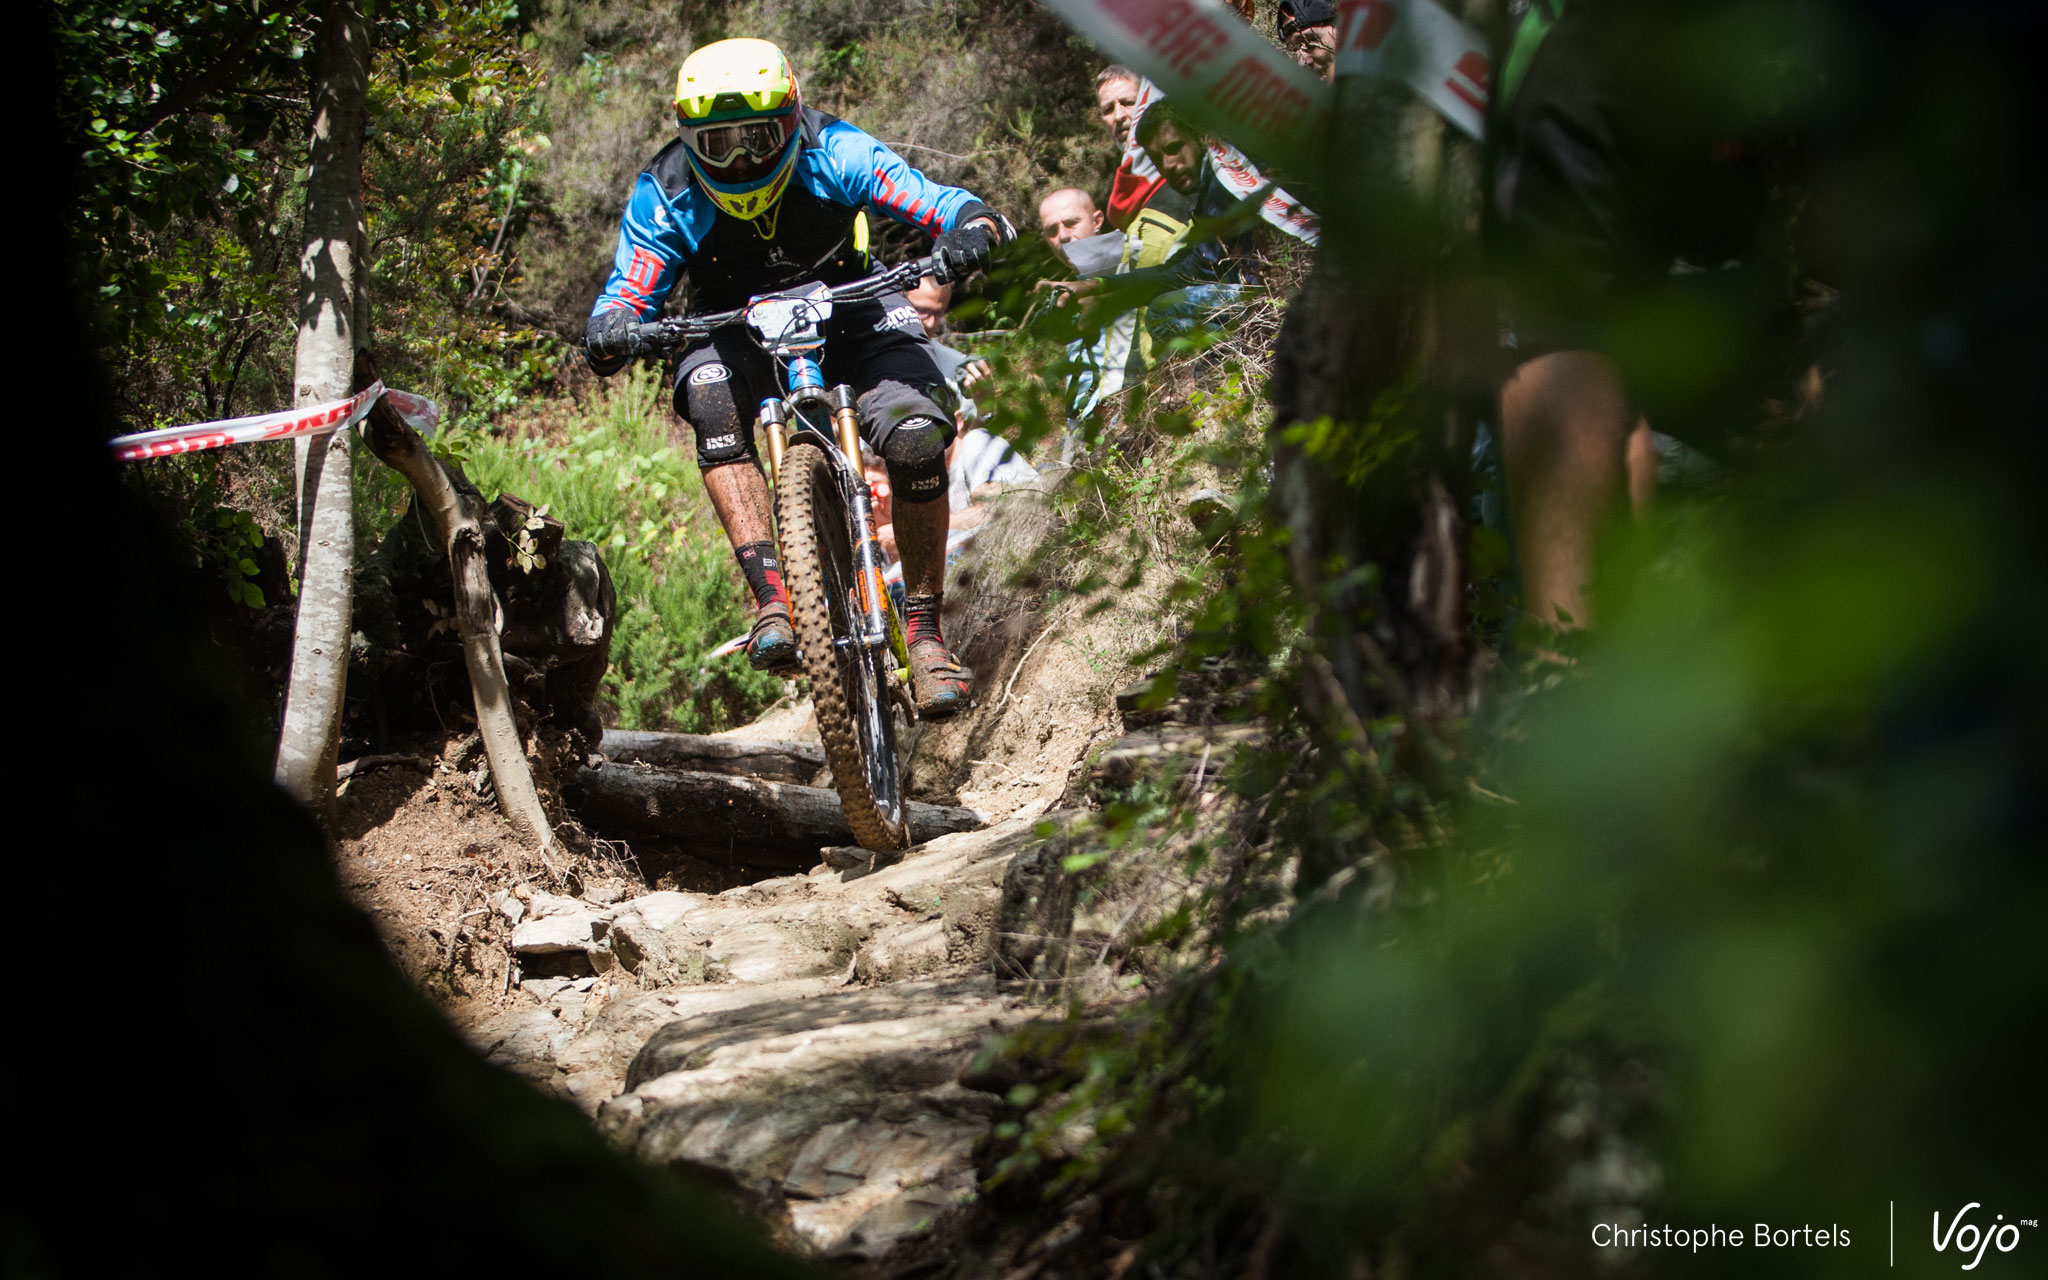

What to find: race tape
left=1206, top=137, right=1321, bottom=244
left=109, top=380, right=442, bottom=462
left=1047, top=0, right=1332, bottom=169
left=1041, top=0, right=1490, bottom=156
left=1330, top=0, right=1491, bottom=140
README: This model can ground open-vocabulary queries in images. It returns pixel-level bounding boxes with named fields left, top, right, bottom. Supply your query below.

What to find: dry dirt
left=326, top=462, right=1220, bottom=1267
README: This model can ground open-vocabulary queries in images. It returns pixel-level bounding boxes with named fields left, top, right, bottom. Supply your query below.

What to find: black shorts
left=671, top=295, right=956, bottom=456
left=1488, top=7, right=1796, bottom=451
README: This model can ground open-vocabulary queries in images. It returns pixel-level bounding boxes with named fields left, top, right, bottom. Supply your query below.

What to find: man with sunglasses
left=1276, top=0, right=1340, bottom=82
left=584, top=38, right=1013, bottom=718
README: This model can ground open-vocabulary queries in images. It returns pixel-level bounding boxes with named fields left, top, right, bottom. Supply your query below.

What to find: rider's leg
left=893, top=486, right=948, bottom=599
left=1499, top=349, right=1637, bottom=632
left=702, top=462, right=775, bottom=547
left=678, top=345, right=796, bottom=670
left=858, top=378, right=972, bottom=716
left=1625, top=419, right=1657, bottom=516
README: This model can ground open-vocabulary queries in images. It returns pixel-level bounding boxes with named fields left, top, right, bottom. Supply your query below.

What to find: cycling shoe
left=909, top=638, right=973, bottom=718
left=747, top=603, right=800, bottom=673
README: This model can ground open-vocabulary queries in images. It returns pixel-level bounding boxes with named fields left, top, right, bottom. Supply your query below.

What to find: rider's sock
left=735, top=541, right=789, bottom=612
left=903, top=592, right=946, bottom=650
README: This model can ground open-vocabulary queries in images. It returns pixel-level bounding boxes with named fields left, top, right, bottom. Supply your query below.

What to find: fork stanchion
left=831, top=385, right=863, bottom=465
left=760, top=400, right=787, bottom=485
left=830, top=387, right=892, bottom=648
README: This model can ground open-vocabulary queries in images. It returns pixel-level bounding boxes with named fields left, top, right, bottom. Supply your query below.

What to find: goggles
left=683, top=115, right=794, bottom=168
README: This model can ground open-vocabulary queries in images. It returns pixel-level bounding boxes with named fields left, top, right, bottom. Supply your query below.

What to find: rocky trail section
left=335, top=472, right=1253, bottom=1267
left=465, top=809, right=1066, bottom=1262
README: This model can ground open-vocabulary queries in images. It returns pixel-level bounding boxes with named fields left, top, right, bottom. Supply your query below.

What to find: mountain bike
left=631, top=255, right=956, bottom=850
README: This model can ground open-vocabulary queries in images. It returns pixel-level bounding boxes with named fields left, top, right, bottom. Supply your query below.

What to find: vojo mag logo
left=1928, top=1203, right=2037, bottom=1270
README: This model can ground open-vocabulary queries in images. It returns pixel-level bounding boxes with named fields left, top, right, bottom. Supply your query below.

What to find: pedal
left=888, top=679, right=919, bottom=723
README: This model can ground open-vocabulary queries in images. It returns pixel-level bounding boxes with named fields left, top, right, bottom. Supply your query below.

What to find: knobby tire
left=777, top=440, right=910, bottom=851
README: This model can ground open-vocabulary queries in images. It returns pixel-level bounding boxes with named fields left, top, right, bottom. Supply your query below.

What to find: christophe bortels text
left=1591, top=1223, right=1850, bottom=1252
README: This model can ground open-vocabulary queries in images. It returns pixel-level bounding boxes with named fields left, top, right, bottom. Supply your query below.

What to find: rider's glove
left=932, top=224, right=997, bottom=281
left=584, top=308, right=640, bottom=373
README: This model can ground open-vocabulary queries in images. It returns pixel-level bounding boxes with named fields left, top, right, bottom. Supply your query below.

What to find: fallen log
left=598, top=730, right=824, bottom=784
left=566, top=764, right=981, bottom=869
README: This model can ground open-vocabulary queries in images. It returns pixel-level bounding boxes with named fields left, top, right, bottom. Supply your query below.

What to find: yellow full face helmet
left=674, top=38, right=803, bottom=223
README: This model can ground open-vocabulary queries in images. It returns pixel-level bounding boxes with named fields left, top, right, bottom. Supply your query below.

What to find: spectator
left=1050, top=101, right=1270, bottom=429
left=863, top=423, right=1036, bottom=564
left=894, top=277, right=1038, bottom=528
left=873, top=277, right=1037, bottom=559
left=900, top=275, right=992, bottom=409
left=1035, top=187, right=1124, bottom=284
left=905, top=275, right=959, bottom=340
left=1038, top=188, right=1106, bottom=249
left=1096, top=65, right=1166, bottom=232
left=1277, top=0, right=1339, bottom=81
left=1488, top=2, right=1799, bottom=632
left=1056, top=102, right=1262, bottom=320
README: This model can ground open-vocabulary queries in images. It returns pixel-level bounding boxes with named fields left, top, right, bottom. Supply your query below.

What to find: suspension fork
left=760, top=399, right=788, bottom=486
left=831, top=384, right=894, bottom=651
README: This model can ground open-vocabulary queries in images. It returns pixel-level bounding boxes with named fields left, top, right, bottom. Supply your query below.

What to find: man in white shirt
left=1038, top=188, right=1105, bottom=249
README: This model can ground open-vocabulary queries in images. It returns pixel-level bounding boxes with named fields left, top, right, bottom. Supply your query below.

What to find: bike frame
left=630, top=256, right=943, bottom=675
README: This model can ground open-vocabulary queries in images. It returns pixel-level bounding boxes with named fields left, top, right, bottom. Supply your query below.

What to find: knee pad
left=679, top=363, right=757, bottom=469
left=881, top=414, right=949, bottom=505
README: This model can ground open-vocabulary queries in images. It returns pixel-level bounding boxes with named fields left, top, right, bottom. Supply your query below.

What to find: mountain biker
left=583, top=37, right=1014, bottom=718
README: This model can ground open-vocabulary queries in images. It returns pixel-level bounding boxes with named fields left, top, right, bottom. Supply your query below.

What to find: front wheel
left=776, top=440, right=909, bottom=851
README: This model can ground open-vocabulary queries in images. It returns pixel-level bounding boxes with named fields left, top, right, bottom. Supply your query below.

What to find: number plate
left=746, top=285, right=834, bottom=352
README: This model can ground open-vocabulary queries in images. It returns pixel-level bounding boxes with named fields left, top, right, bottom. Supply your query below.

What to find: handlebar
left=628, top=253, right=948, bottom=353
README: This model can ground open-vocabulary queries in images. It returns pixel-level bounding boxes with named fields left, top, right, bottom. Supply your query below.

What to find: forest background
left=73, top=0, right=1112, bottom=734
left=53, top=0, right=2045, bottom=1276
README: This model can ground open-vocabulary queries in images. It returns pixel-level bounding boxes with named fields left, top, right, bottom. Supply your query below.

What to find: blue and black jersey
left=592, top=106, right=999, bottom=318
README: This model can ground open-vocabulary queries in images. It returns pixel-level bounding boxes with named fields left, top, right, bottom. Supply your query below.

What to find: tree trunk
left=274, top=2, right=371, bottom=823
left=1267, top=4, right=1495, bottom=879
left=359, top=378, right=558, bottom=853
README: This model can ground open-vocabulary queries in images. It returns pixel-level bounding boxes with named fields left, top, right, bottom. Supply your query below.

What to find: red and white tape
left=109, top=381, right=442, bottom=462
left=1047, top=0, right=1333, bottom=168
left=1041, top=0, right=1491, bottom=161
left=1330, top=0, right=1491, bottom=140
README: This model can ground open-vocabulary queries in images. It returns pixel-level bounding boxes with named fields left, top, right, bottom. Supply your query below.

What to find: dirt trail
left=332, top=469, right=1193, bottom=1265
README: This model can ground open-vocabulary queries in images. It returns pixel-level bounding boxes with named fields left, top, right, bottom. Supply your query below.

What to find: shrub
left=461, top=366, right=785, bottom=732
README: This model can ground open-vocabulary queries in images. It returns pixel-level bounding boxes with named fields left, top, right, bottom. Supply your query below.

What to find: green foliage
left=360, top=2, right=553, bottom=433
left=121, top=444, right=294, bottom=610
left=68, top=1, right=555, bottom=586
left=205, top=506, right=270, bottom=609
left=56, top=0, right=309, bottom=353
left=462, top=368, right=783, bottom=732
left=68, top=0, right=2043, bottom=1273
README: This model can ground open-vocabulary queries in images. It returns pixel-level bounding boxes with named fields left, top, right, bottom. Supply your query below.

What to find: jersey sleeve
left=590, top=174, right=690, bottom=319
left=806, top=118, right=989, bottom=234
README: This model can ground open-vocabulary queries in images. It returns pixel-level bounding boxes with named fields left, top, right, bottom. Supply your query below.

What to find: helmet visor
left=684, top=117, right=793, bottom=168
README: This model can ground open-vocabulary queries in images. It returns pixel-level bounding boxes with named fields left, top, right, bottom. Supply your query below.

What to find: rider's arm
left=805, top=117, right=1012, bottom=242
left=586, top=174, right=692, bottom=374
